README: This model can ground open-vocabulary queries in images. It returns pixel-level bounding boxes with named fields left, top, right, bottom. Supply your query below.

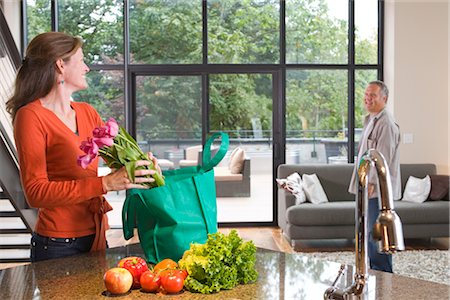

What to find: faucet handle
left=324, top=264, right=346, bottom=300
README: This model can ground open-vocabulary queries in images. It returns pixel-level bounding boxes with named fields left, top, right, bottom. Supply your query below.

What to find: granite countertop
left=0, top=243, right=448, bottom=299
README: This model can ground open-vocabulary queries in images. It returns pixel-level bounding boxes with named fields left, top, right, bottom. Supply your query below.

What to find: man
left=349, top=80, right=401, bottom=273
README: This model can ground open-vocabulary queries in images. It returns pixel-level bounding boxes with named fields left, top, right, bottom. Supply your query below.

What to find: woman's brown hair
left=6, top=32, right=83, bottom=121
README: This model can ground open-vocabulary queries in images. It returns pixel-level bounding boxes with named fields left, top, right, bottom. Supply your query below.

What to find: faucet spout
left=324, top=149, right=405, bottom=299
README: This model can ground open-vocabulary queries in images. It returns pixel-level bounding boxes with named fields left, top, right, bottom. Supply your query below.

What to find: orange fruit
left=153, top=258, right=178, bottom=274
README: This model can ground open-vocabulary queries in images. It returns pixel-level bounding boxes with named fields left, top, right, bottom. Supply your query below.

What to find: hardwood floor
left=1, top=227, right=447, bottom=270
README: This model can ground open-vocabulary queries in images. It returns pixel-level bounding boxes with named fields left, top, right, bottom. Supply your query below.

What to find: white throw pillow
left=402, top=175, right=431, bottom=203
left=302, top=174, right=329, bottom=204
left=276, top=172, right=306, bottom=205
left=228, top=148, right=245, bottom=174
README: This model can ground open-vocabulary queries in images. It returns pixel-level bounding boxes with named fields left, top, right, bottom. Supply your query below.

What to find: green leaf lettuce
left=178, top=230, right=258, bottom=294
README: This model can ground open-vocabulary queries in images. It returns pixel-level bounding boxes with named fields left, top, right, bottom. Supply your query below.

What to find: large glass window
left=135, top=75, right=202, bottom=167
left=355, top=0, right=378, bottom=64
left=129, top=0, right=202, bottom=64
left=286, top=70, right=348, bottom=164
left=58, top=0, right=124, bottom=64
left=23, top=0, right=382, bottom=225
left=72, top=70, right=125, bottom=124
left=26, top=0, right=51, bottom=41
left=208, top=0, right=280, bottom=64
left=286, top=0, right=348, bottom=64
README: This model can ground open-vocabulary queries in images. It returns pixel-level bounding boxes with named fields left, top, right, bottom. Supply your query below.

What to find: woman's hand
left=147, top=152, right=162, bottom=174
left=101, top=160, right=156, bottom=192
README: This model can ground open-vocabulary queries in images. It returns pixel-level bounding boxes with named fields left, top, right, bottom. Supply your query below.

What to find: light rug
left=296, top=250, right=450, bottom=285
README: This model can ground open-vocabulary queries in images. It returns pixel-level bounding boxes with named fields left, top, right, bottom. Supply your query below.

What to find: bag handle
left=122, top=190, right=137, bottom=240
left=201, top=132, right=229, bottom=172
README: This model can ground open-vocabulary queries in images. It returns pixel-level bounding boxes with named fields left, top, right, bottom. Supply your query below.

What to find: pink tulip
left=105, top=118, right=119, bottom=138
left=94, top=137, right=114, bottom=148
left=79, top=137, right=99, bottom=156
left=77, top=153, right=96, bottom=169
left=93, top=126, right=108, bottom=138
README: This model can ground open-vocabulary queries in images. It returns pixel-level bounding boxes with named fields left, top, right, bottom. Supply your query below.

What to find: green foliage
left=26, top=0, right=51, bottom=40
left=178, top=230, right=258, bottom=294
left=58, top=0, right=124, bottom=64
left=130, top=0, right=202, bottom=64
left=208, top=0, right=279, bottom=63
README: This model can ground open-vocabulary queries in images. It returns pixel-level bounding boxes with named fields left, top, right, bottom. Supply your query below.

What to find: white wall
left=385, top=0, right=449, bottom=174
left=2, top=0, right=21, bottom=51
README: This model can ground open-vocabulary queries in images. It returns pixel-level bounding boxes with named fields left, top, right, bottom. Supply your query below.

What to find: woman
left=6, top=32, right=157, bottom=262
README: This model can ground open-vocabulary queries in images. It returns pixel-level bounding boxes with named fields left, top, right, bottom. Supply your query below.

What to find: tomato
left=140, top=270, right=161, bottom=293
left=117, top=256, right=149, bottom=289
left=173, top=269, right=188, bottom=280
left=160, top=270, right=184, bottom=294
left=153, top=258, right=178, bottom=273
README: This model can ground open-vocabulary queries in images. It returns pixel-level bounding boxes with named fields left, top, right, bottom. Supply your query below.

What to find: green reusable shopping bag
left=122, top=132, right=229, bottom=263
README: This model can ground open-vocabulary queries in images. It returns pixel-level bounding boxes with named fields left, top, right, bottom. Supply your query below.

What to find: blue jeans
left=368, top=198, right=393, bottom=273
left=31, top=232, right=95, bottom=262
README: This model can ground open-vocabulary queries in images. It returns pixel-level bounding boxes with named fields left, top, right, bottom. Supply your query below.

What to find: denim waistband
left=35, top=233, right=94, bottom=243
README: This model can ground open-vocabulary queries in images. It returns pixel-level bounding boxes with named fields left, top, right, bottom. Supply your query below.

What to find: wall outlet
left=403, top=133, right=414, bottom=144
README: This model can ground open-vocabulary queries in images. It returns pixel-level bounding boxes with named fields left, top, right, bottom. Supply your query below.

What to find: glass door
left=209, top=73, right=274, bottom=223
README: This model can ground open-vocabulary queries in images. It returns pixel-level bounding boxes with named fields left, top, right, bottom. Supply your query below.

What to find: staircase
left=0, top=8, right=36, bottom=263
left=0, top=188, right=33, bottom=262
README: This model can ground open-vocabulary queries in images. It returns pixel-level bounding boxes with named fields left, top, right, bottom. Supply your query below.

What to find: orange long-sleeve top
left=14, top=100, right=109, bottom=240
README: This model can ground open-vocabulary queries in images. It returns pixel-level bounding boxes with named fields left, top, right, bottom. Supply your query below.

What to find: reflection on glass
left=26, top=0, right=51, bottom=42
left=286, top=0, right=348, bottom=64
left=256, top=252, right=281, bottom=299
left=135, top=76, right=202, bottom=169
left=58, top=0, right=124, bottom=64
left=208, top=0, right=279, bottom=64
left=355, top=0, right=378, bottom=64
left=286, top=69, right=348, bottom=164
left=130, top=0, right=202, bottom=64
left=72, top=70, right=124, bottom=124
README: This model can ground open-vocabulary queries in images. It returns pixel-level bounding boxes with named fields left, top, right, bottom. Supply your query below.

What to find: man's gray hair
left=369, top=80, right=389, bottom=98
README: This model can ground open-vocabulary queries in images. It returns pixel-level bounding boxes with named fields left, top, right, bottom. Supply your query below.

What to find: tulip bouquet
left=77, top=118, right=165, bottom=187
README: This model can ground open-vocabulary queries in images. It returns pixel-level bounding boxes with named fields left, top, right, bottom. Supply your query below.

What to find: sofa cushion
left=286, top=201, right=355, bottom=226
left=428, top=175, right=449, bottom=200
left=395, top=201, right=450, bottom=224
left=302, top=174, right=328, bottom=204
left=276, top=172, right=306, bottom=205
left=401, top=175, right=431, bottom=203
left=287, top=164, right=355, bottom=202
left=229, top=148, right=245, bottom=174
left=214, top=167, right=243, bottom=181
left=400, top=164, right=436, bottom=191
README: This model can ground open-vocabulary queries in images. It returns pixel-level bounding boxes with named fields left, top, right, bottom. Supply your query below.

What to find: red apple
left=117, top=256, right=149, bottom=288
left=103, top=267, right=133, bottom=295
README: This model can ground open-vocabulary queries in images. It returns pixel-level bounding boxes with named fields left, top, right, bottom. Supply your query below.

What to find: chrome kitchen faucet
left=324, top=149, right=405, bottom=300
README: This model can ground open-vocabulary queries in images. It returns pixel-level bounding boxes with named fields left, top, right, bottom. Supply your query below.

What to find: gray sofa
left=277, top=163, right=449, bottom=246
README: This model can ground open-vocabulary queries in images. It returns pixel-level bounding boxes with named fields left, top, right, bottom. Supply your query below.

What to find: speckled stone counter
left=0, top=243, right=448, bottom=299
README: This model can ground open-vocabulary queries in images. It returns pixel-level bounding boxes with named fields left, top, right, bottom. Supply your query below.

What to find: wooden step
left=0, top=233, right=31, bottom=245
left=0, top=217, right=26, bottom=230
left=0, top=248, right=30, bottom=260
left=0, top=199, right=15, bottom=212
